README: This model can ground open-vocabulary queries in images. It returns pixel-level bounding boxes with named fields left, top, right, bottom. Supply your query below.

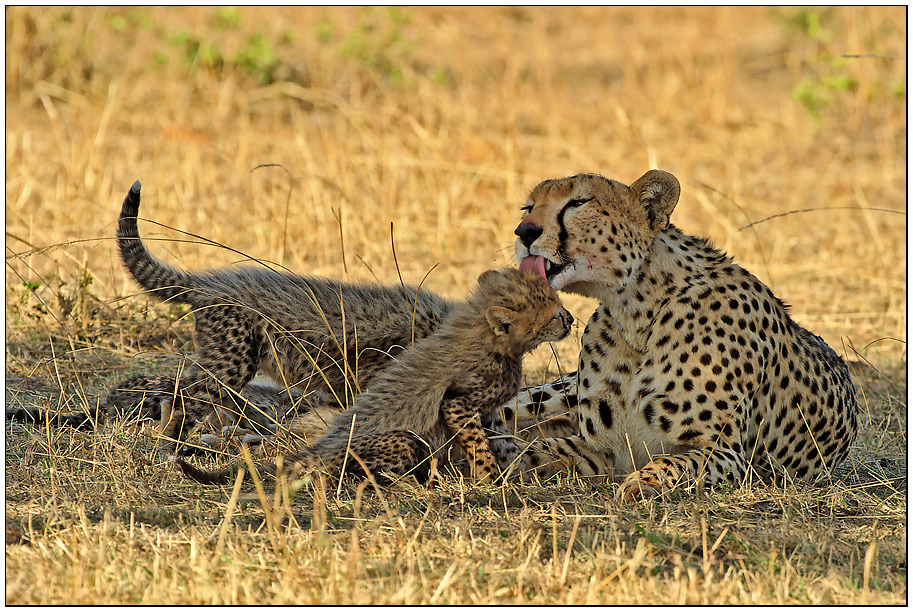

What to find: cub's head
left=474, top=269, right=573, bottom=355
left=515, top=170, right=680, bottom=297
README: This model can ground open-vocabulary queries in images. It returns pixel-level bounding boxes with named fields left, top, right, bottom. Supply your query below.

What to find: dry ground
left=5, top=6, right=906, bottom=604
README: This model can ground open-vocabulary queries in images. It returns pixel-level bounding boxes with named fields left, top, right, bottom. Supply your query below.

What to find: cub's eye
left=566, top=197, right=594, bottom=207
left=520, top=203, right=534, bottom=213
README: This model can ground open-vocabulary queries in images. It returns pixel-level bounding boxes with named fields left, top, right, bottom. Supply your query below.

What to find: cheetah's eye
left=520, top=203, right=533, bottom=212
left=566, top=197, right=594, bottom=207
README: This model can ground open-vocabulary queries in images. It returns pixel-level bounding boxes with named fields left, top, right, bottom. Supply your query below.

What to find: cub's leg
left=325, top=431, right=432, bottom=484
left=479, top=410, right=525, bottom=477
left=199, top=383, right=307, bottom=450
left=160, top=304, right=266, bottom=449
left=441, top=396, right=499, bottom=483
left=441, top=396, right=500, bottom=482
left=270, top=431, right=432, bottom=484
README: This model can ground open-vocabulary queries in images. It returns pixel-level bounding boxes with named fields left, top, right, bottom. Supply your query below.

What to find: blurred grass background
left=6, top=6, right=906, bottom=365
left=4, top=7, right=906, bottom=604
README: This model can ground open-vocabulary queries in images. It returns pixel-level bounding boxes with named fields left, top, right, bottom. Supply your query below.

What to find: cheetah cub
left=174, top=268, right=573, bottom=486
left=114, top=181, right=453, bottom=449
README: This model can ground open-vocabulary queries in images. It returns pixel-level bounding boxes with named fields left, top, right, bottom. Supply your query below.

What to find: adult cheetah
left=495, top=170, right=858, bottom=500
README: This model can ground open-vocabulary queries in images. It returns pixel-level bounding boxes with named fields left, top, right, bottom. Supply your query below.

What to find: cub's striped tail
left=171, top=453, right=311, bottom=486
left=171, top=456, right=251, bottom=486
left=173, top=432, right=434, bottom=487
left=117, top=181, right=194, bottom=304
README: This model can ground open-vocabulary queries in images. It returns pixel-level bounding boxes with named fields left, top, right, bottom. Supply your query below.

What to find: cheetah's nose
left=515, top=222, right=543, bottom=249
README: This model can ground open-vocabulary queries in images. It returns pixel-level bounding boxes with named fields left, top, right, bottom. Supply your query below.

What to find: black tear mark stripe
left=556, top=199, right=589, bottom=261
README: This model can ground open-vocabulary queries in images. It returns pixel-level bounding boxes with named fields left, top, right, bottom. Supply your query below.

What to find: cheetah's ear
left=631, top=170, right=681, bottom=232
left=485, top=306, right=517, bottom=337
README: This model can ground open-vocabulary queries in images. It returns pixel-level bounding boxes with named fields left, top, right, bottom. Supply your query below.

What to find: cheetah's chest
left=575, top=308, right=660, bottom=458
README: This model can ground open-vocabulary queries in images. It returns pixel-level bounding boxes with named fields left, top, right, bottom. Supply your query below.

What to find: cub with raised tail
left=115, top=181, right=453, bottom=449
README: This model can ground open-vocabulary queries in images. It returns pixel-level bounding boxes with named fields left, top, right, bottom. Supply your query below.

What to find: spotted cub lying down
left=175, top=268, right=573, bottom=486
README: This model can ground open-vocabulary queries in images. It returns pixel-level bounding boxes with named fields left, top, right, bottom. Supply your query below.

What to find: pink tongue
left=519, top=255, right=547, bottom=281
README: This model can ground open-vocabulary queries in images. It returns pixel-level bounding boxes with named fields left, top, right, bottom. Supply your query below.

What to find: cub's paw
left=199, top=433, right=223, bottom=448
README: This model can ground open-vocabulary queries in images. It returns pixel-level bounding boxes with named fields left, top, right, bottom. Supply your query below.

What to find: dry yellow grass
left=5, top=6, right=906, bottom=604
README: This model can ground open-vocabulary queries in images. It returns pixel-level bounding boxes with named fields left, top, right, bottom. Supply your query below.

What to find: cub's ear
left=485, top=306, right=517, bottom=337
left=477, top=269, right=503, bottom=287
left=630, top=170, right=680, bottom=232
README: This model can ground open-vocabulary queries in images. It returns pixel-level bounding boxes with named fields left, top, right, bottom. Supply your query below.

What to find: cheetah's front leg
left=520, top=433, right=616, bottom=482
left=498, top=372, right=580, bottom=439
left=617, top=444, right=748, bottom=502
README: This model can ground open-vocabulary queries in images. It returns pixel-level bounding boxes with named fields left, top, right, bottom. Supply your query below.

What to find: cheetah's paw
left=617, top=479, right=660, bottom=503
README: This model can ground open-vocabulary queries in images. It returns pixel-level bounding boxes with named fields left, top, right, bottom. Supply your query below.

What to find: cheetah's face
left=515, top=171, right=680, bottom=298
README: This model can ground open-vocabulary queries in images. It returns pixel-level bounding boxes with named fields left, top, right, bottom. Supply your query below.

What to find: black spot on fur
left=598, top=399, right=612, bottom=428
left=529, top=390, right=552, bottom=408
